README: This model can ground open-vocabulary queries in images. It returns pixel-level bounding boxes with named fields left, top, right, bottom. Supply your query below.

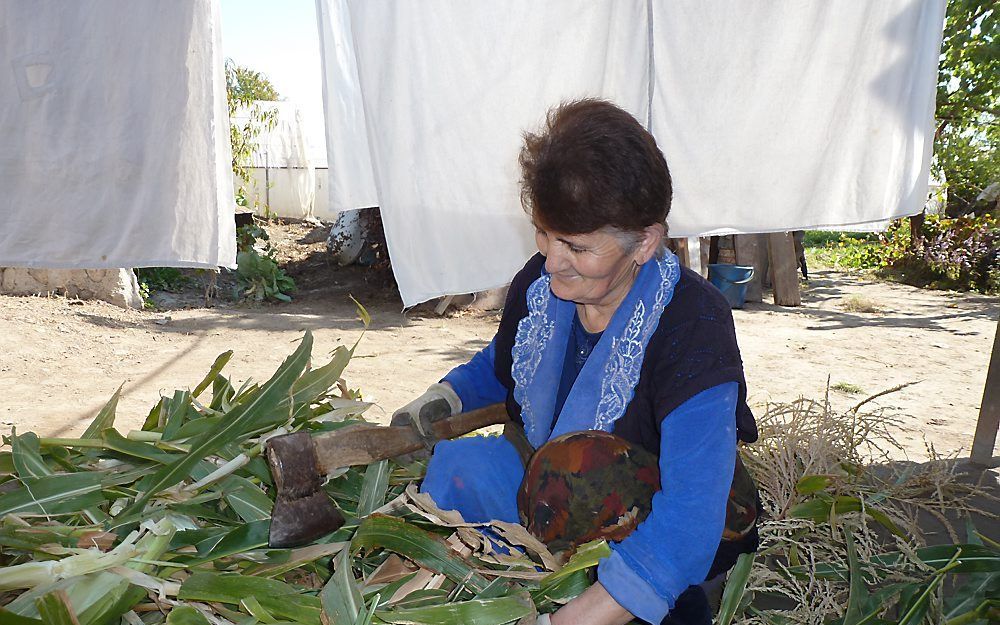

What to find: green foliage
left=226, top=59, right=279, bottom=214
left=804, top=231, right=882, bottom=272
left=875, top=214, right=1000, bottom=293
left=805, top=214, right=1000, bottom=294
left=234, top=223, right=296, bottom=303
left=235, top=250, right=296, bottom=303
left=133, top=267, right=189, bottom=308
left=935, top=0, right=999, bottom=213
left=134, top=267, right=188, bottom=292
left=225, top=61, right=280, bottom=102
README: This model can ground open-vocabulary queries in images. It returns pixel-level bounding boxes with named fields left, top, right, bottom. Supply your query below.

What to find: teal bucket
left=708, top=264, right=755, bottom=309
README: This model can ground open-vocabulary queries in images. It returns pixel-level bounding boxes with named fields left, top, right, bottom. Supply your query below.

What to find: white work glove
left=390, top=383, right=462, bottom=460
left=536, top=614, right=552, bottom=625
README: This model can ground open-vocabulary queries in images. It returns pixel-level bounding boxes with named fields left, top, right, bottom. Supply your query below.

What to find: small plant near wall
left=234, top=222, right=295, bottom=303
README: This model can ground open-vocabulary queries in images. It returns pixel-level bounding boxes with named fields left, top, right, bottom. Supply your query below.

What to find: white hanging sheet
left=315, top=0, right=379, bottom=215
left=650, top=1, right=945, bottom=237
left=0, top=0, right=236, bottom=270
left=318, top=0, right=944, bottom=306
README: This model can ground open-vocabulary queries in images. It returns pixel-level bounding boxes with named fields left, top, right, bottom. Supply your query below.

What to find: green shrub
left=876, top=214, right=1000, bottom=294
left=234, top=223, right=295, bottom=303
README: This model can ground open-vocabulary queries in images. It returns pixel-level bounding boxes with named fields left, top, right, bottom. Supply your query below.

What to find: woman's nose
left=544, top=243, right=569, bottom=274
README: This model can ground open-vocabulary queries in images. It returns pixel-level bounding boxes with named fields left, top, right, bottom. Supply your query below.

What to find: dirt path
left=1, top=268, right=996, bottom=462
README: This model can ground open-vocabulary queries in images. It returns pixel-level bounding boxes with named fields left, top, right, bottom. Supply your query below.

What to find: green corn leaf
left=357, top=460, right=390, bottom=518
left=792, top=544, right=1000, bottom=581
left=790, top=495, right=904, bottom=536
left=794, top=474, right=834, bottom=495
left=281, top=346, right=354, bottom=414
left=178, top=571, right=303, bottom=605
left=843, top=530, right=870, bottom=625
left=537, top=540, right=609, bottom=590
left=180, top=519, right=270, bottom=565
left=352, top=515, right=492, bottom=593
left=322, top=548, right=365, bottom=624
left=5, top=572, right=127, bottom=620
left=0, top=472, right=106, bottom=516
left=121, top=331, right=314, bottom=517
left=77, top=582, right=147, bottom=625
left=529, top=569, right=590, bottom=614
left=81, top=384, right=122, bottom=440
left=717, top=552, right=755, bottom=625
left=223, top=476, right=273, bottom=522
left=0, top=451, right=16, bottom=475
left=11, top=432, right=52, bottom=478
left=944, top=571, right=1000, bottom=620
left=169, top=415, right=224, bottom=442
left=161, top=390, right=193, bottom=441
left=210, top=374, right=236, bottom=411
left=376, top=592, right=535, bottom=625
left=255, top=594, right=323, bottom=624
left=193, top=350, right=234, bottom=398
left=101, top=428, right=176, bottom=464
left=0, top=607, right=42, bottom=625
left=141, top=396, right=166, bottom=432
left=34, top=590, right=78, bottom=625
left=241, top=596, right=279, bottom=623
left=166, top=606, right=212, bottom=625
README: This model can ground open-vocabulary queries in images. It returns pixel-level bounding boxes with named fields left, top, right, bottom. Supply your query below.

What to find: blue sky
left=220, top=0, right=326, bottom=149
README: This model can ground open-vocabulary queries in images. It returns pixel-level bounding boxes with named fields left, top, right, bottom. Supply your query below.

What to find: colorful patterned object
left=518, top=431, right=659, bottom=555
left=517, top=431, right=758, bottom=555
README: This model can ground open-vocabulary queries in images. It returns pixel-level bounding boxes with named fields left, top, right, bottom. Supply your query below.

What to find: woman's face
left=534, top=223, right=643, bottom=307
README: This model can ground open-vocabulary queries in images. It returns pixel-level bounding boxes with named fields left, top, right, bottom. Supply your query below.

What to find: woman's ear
left=634, top=223, right=665, bottom=264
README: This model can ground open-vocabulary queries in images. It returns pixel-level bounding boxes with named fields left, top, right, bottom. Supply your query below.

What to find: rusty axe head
left=266, top=431, right=345, bottom=548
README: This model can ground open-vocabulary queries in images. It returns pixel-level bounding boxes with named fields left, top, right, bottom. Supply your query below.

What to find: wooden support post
left=971, top=318, right=1000, bottom=466
left=672, top=237, right=689, bottom=269
left=767, top=232, right=801, bottom=306
left=734, top=234, right=765, bottom=303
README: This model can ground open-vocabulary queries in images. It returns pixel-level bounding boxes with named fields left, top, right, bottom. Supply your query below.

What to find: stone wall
left=0, top=267, right=143, bottom=308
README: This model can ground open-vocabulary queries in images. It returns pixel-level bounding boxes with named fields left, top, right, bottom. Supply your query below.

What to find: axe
left=265, top=402, right=509, bottom=548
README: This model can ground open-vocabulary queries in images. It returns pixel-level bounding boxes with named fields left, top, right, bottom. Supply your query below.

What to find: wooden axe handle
left=312, top=402, right=509, bottom=474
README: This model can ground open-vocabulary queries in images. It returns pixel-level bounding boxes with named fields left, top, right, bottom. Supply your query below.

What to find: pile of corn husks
left=0, top=332, right=599, bottom=625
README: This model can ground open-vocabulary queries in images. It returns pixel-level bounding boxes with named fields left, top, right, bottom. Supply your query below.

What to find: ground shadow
left=745, top=270, right=999, bottom=334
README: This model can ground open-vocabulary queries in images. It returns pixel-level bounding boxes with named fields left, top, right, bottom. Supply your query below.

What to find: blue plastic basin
left=708, top=264, right=755, bottom=309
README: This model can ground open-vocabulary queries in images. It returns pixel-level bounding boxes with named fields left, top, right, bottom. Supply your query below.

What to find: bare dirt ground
left=1, top=220, right=997, bottom=463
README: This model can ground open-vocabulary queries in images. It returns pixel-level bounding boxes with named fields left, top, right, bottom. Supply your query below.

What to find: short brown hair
left=519, top=99, right=671, bottom=235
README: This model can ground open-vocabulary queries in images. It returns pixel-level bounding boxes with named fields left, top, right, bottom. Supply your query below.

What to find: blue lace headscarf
left=511, top=250, right=682, bottom=448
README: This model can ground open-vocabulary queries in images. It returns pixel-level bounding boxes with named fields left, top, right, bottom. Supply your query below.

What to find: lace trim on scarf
left=594, top=257, right=677, bottom=430
left=512, top=253, right=680, bottom=444
left=511, top=274, right=555, bottom=444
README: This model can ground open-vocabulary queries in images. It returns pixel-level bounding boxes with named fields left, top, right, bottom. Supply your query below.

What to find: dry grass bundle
left=733, top=385, right=999, bottom=624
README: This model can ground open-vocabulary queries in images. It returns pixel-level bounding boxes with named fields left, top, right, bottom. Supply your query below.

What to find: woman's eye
left=568, top=245, right=586, bottom=254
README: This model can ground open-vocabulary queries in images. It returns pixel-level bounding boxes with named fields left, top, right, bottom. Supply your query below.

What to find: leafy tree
left=225, top=59, right=279, bottom=210
left=224, top=61, right=294, bottom=302
left=225, top=59, right=281, bottom=102
left=935, top=0, right=998, bottom=214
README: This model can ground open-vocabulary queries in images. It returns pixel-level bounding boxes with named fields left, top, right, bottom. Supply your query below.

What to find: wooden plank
left=699, top=236, right=711, bottom=278
left=672, top=237, right=689, bottom=269
left=971, top=318, right=1000, bottom=466
left=734, top=234, right=765, bottom=303
left=767, top=232, right=801, bottom=306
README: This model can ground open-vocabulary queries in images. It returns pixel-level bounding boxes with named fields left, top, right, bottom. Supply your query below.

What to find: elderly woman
left=393, top=99, right=759, bottom=625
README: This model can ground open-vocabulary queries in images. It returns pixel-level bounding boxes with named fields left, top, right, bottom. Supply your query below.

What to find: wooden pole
left=734, top=234, right=765, bottom=303
left=971, top=317, right=1000, bottom=466
left=767, top=232, right=801, bottom=306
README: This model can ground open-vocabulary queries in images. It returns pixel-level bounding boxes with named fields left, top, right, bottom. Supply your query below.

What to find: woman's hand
left=547, top=582, right=634, bottom=625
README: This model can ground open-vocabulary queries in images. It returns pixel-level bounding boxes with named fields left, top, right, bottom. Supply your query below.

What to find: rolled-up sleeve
left=597, top=382, right=738, bottom=624
left=441, top=338, right=508, bottom=411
